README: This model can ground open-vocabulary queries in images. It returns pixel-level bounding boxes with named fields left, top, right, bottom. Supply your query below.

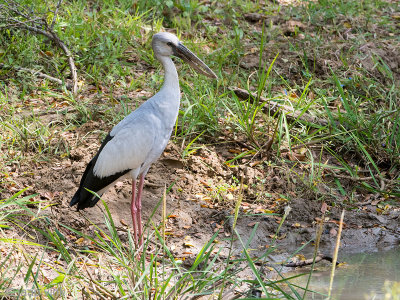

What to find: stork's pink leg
left=130, top=179, right=138, bottom=245
left=135, top=174, right=145, bottom=246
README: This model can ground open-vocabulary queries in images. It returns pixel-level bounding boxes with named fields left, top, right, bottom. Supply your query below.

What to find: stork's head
left=152, top=32, right=217, bottom=79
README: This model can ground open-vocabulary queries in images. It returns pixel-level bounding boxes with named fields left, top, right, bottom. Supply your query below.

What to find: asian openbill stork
left=70, top=32, right=217, bottom=246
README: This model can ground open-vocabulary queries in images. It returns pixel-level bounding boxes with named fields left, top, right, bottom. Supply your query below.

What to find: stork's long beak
left=174, top=42, right=218, bottom=79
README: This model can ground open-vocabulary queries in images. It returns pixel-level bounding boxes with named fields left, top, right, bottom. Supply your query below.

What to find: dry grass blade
left=84, top=263, right=118, bottom=299
left=328, top=209, right=345, bottom=298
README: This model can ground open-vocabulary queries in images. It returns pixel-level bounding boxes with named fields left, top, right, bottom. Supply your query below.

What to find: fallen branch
left=329, top=172, right=395, bottom=185
left=0, top=0, right=78, bottom=94
left=0, top=63, right=69, bottom=87
left=229, top=87, right=329, bottom=127
left=284, top=253, right=340, bottom=268
left=280, top=140, right=324, bottom=153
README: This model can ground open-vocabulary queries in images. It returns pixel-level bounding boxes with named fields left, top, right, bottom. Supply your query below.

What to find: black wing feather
left=70, top=133, right=131, bottom=210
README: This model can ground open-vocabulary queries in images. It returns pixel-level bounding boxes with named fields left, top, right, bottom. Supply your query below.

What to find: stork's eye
left=167, top=42, right=173, bottom=47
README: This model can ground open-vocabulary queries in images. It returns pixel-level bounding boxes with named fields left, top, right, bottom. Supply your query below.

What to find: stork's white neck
left=158, top=56, right=180, bottom=98
left=149, top=55, right=181, bottom=126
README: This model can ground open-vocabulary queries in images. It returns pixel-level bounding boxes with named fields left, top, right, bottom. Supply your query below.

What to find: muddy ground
left=3, top=117, right=399, bottom=270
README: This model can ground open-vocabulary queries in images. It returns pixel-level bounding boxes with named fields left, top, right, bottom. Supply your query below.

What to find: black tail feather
left=70, top=134, right=130, bottom=210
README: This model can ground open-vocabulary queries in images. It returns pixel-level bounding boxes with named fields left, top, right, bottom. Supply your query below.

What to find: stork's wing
left=93, top=124, right=154, bottom=178
left=70, top=122, right=155, bottom=210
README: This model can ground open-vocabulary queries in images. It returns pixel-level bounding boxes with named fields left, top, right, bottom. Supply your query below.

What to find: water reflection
left=285, top=248, right=400, bottom=299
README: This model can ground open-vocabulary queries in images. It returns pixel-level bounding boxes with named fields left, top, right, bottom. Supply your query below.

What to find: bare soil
left=2, top=119, right=399, bottom=267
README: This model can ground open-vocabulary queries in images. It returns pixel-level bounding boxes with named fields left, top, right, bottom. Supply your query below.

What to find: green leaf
left=49, top=273, right=65, bottom=286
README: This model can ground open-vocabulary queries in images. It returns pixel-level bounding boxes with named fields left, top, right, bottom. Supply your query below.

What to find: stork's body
left=70, top=32, right=216, bottom=246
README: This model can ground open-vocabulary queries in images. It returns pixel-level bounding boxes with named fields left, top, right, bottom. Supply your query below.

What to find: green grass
left=0, top=0, right=399, bottom=298
left=0, top=190, right=316, bottom=299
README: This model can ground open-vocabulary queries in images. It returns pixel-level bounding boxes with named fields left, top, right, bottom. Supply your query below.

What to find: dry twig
left=0, top=62, right=67, bottom=86
left=229, top=87, right=329, bottom=127
left=284, top=253, right=339, bottom=268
